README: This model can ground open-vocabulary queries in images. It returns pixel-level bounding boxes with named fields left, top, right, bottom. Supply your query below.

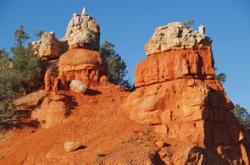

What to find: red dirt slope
left=0, top=85, right=162, bottom=165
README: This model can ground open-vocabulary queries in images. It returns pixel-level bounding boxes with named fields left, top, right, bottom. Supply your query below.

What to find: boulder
left=31, top=95, right=68, bottom=128
left=63, top=141, right=82, bottom=152
left=124, top=22, right=250, bottom=164
left=13, top=90, right=46, bottom=110
left=32, top=32, right=68, bottom=60
left=70, top=80, right=88, bottom=94
left=63, top=11, right=100, bottom=50
left=154, top=140, right=165, bottom=148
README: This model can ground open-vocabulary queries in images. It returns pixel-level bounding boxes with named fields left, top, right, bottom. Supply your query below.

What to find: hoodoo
left=44, top=8, right=106, bottom=93
left=124, top=22, right=250, bottom=164
left=32, top=9, right=108, bottom=128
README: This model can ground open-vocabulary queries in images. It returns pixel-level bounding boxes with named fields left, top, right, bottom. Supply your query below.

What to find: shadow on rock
left=85, top=89, right=102, bottom=96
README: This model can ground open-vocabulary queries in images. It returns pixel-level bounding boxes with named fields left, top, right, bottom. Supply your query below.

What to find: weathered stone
left=135, top=47, right=215, bottom=88
left=155, top=140, right=165, bottom=148
left=99, top=75, right=109, bottom=85
left=154, top=124, right=168, bottom=137
left=70, top=80, right=88, bottom=94
left=13, top=90, right=46, bottom=110
left=44, top=48, right=107, bottom=93
left=32, top=32, right=68, bottom=60
left=31, top=95, right=68, bottom=128
left=63, top=9, right=100, bottom=50
left=145, top=22, right=212, bottom=55
left=44, top=66, right=58, bottom=93
left=32, top=8, right=100, bottom=60
left=64, top=141, right=82, bottom=152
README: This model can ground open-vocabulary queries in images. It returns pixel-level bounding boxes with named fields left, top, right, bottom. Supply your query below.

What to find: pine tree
left=11, top=26, right=47, bottom=93
left=181, top=20, right=195, bottom=28
left=100, top=41, right=133, bottom=89
left=0, top=26, right=47, bottom=114
left=215, top=73, right=227, bottom=83
left=214, top=69, right=249, bottom=128
left=0, top=49, right=16, bottom=113
left=233, top=104, right=250, bottom=128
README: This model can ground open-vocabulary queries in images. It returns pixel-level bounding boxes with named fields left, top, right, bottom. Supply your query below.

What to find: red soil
left=0, top=86, right=160, bottom=164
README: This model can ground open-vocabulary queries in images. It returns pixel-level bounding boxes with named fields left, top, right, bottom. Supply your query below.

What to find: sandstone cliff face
left=124, top=22, right=250, bottom=164
left=135, top=47, right=215, bottom=87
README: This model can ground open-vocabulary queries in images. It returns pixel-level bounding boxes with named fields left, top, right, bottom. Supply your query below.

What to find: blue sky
left=0, top=0, right=249, bottom=111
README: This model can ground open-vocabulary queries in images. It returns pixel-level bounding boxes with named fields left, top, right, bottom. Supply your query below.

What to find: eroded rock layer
left=124, top=22, right=250, bottom=164
left=135, top=47, right=215, bottom=87
left=44, top=48, right=106, bottom=93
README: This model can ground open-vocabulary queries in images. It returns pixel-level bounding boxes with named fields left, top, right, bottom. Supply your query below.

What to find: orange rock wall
left=126, top=78, right=237, bottom=145
left=44, top=48, right=107, bottom=93
left=124, top=46, right=250, bottom=164
left=45, top=65, right=104, bottom=93
left=59, top=64, right=102, bottom=87
left=135, top=47, right=215, bottom=87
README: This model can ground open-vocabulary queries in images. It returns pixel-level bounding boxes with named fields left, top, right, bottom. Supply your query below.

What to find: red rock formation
left=135, top=47, right=215, bottom=87
left=44, top=67, right=57, bottom=93
left=43, top=9, right=107, bottom=94
left=44, top=48, right=107, bottom=93
left=31, top=94, right=70, bottom=128
left=32, top=9, right=100, bottom=61
left=124, top=22, right=250, bottom=164
left=58, top=48, right=105, bottom=85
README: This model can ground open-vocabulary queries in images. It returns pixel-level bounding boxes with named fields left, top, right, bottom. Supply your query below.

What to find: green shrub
left=100, top=41, right=133, bottom=90
left=232, top=104, right=250, bottom=128
left=181, top=20, right=195, bottom=28
left=0, top=26, right=47, bottom=114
